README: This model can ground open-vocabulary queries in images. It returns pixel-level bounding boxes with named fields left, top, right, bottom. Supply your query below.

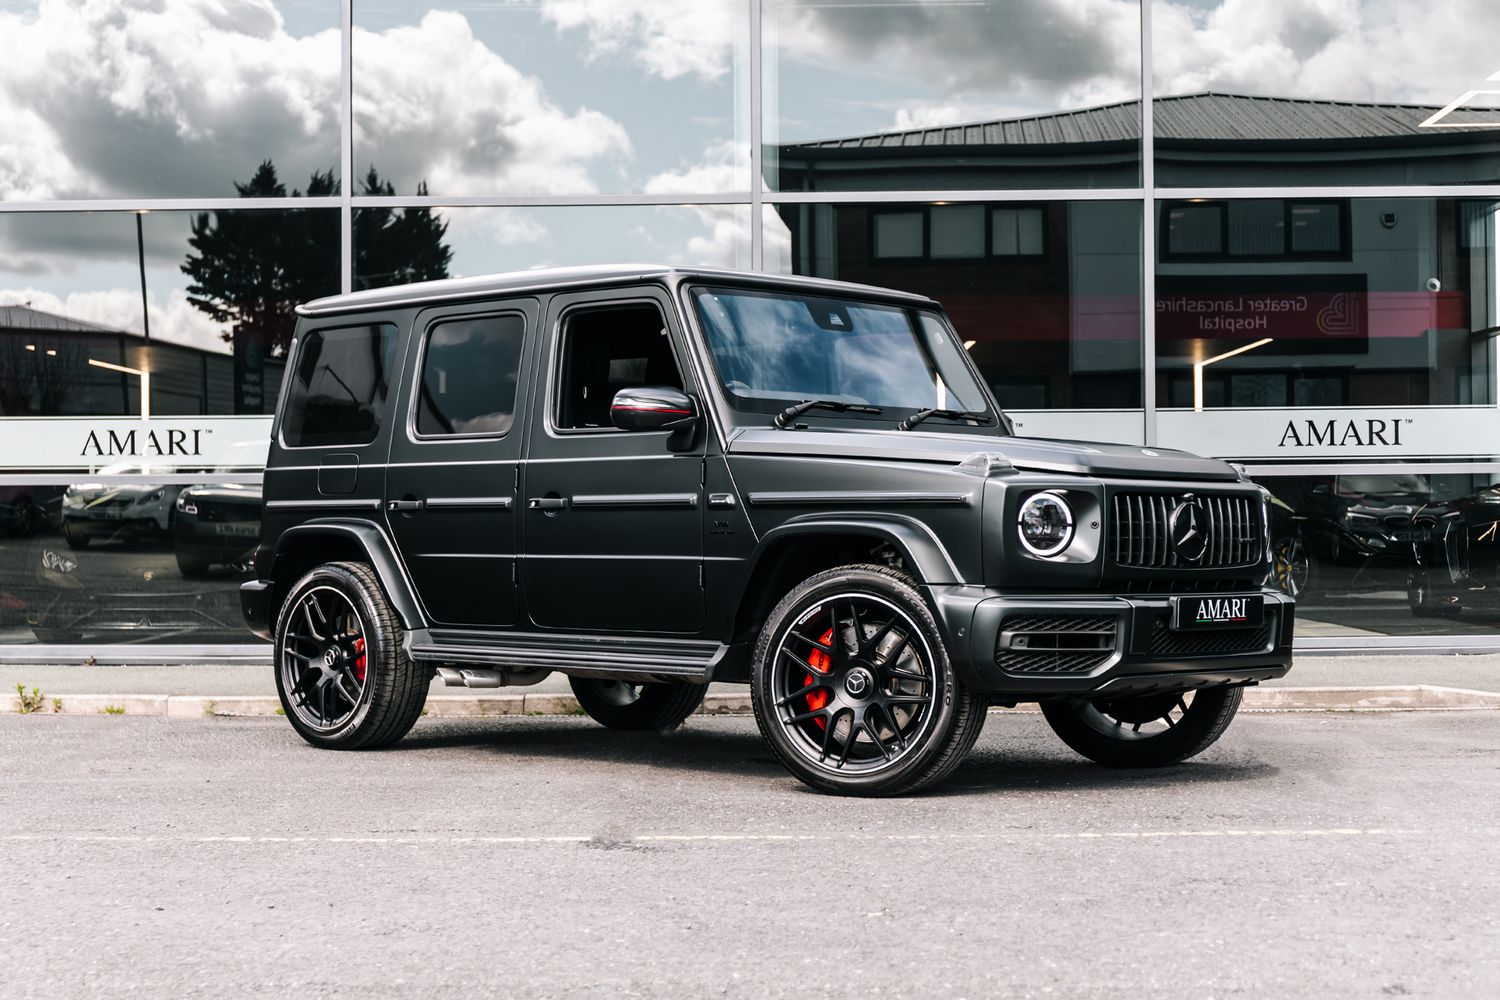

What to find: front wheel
left=568, top=677, right=706, bottom=730
left=751, top=564, right=986, bottom=796
left=1040, top=686, right=1243, bottom=768
left=274, top=561, right=428, bottom=750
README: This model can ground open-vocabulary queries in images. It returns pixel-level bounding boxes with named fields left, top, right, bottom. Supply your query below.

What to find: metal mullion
left=764, top=188, right=1142, bottom=205
left=340, top=0, right=353, bottom=294
left=1140, top=0, right=1157, bottom=447
left=0, top=474, right=263, bottom=487
left=750, top=0, right=764, bottom=270
left=1156, top=185, right=1500, bottom=200
left=0, top=198, right=341, bottom=213
left=1243, top=461, right=1500, bottom=477
left=346, top=193, right=753, bottom=208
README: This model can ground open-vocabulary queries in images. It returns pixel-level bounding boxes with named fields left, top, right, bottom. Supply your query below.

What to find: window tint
left=280, top=323, right=398, bottom=448
left=416, top=314, right=526, bottom=436
left=556, top=304, right=683, bottom=430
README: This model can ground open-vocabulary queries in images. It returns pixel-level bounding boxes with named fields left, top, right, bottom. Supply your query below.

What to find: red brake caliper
left=353, top=637, right=367, bottom=682
left=804, top=627, right=834, bottom=729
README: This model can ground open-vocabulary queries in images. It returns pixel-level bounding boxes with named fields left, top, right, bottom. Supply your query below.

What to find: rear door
left=384, top=299, right=537, bottom=627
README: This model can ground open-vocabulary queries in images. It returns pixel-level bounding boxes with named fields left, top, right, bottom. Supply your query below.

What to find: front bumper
left=933, top=586, right=1294, bottom=698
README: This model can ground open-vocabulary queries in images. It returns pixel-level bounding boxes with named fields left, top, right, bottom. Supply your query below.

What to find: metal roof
left=297, top=263, right=937, bottom=317
left=0, top=303, right=123, bottom=335
left=786, top=92, right=1500, bottom=150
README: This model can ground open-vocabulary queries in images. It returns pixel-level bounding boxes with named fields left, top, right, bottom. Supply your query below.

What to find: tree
left=182, top=160, right=451, bottom=359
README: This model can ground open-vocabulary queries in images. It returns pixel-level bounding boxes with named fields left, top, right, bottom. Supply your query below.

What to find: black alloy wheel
left=274, top=561, right=428, bottom=749
left=752, top=565, right=986, bottom=796
left=1040, top=686, right=1243, bottom=768
left=568, top=676, right=707, bottom=730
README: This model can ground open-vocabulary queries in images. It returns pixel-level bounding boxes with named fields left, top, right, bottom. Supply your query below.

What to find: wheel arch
left=269, top=519, right=427, bottom=632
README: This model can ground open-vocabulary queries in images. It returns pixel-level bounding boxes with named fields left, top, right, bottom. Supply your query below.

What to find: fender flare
left=273, top=519, right=428, bottom=631
left=743, top=513, right=964, bottom=587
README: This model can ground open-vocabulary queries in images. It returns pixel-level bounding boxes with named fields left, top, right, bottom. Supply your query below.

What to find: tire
left=1268, top=535, right=1313, bottom=600
left=1040, top=686, right=1243, bottom=768
left=175, top=547, right=212, bottom=578
left=568, top=677, right=706, bottom=730
left=273, top=561, right=429, bottom=750
left=750, top=564, right=986, bottom=796
left=63, top=520, right=89, bottom=550
left=6, top=496, right=40, bottom=537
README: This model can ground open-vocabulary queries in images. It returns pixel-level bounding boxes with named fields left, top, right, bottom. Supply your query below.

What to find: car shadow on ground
left=392, top=714, right=1281, bottom=794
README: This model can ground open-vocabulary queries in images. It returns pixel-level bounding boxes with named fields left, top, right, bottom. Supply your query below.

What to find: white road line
left=0, top=828, right=1425, bottom=847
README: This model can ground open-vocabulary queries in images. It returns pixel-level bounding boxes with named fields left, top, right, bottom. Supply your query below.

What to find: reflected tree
left=182, top=160, right=450, bottom=412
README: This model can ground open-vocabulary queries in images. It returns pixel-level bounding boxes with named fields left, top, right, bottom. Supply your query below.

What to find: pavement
left=4, top=652, right=1500, bottom=717
left=1, top=710, right=1496, bottom=997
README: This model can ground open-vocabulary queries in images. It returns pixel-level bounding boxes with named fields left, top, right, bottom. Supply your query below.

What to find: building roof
left=786, top=92, right=1500, bottom=151
left=0, top=303, right=124, bottom=335
left=298, top=263, right=937, bottom=317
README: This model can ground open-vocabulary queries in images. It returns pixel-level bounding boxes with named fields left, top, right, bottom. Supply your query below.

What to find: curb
left=5, top=685, right=1500, bottom=718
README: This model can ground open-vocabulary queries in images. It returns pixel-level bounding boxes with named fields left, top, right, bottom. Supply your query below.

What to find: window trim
left=406, top=308, right=529, bottom=443
left=1160, top=198, right=1351, bottom=262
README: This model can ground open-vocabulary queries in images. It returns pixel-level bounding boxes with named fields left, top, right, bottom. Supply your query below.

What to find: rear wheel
left=751, top=564, right=986, bottom=796
left=63, top=520, right=89, bottom=550
left=568, top=677, right=706, bottom=730
left=1040, top=686, right=1242, bottom=768
left=274, top=561, right=428, bottom=749
left=175, top=547, right=212, bottom=578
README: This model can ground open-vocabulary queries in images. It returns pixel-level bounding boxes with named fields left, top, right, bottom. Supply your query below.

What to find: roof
left=785, top=92, right=1500, bottom=151
left=0, top=303, right=124, bottom=335
left=298, top=263, right=937, bottom=317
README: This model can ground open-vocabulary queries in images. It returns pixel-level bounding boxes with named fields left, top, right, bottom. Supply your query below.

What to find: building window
left=873, top=211, right=925, bottom=259
left=992, top=207, right=1045, bottom=256
left=930, top=205, right=985, bottom=258
left=871, top=204, right=1046, bottom=262
left=1163, top=199, right=1349, bottom=261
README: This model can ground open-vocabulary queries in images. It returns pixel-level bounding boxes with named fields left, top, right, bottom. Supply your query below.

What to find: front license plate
left=214, top=522, right=259, bottom=537
left=1171, top=594, right=1264, bottom=631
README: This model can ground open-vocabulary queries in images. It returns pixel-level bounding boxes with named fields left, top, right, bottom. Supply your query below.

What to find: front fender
left=747, top=513, right=964, bottom=586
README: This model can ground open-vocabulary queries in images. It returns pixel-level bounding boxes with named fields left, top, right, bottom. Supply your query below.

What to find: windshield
left=690, top=286, right=995, bottom=424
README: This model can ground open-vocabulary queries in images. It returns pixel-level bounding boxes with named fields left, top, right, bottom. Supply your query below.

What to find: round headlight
left=1018, top=491, right=1074, bottom=557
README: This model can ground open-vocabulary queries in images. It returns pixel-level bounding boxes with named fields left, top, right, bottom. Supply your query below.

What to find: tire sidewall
left=274, top=564, right=388, bottom=747
left=1042, top=685, right=1241, bottom=768
left=752, top=567, right=962, bottom=795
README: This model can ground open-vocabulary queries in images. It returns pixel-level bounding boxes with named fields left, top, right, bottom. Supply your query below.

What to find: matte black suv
left=242, top=265, right=1293, bottom=796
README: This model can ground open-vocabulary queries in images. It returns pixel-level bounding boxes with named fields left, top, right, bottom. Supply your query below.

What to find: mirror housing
left=610, top=386, right=702, bottom=451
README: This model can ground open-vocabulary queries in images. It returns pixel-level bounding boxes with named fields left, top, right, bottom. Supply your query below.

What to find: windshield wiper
left=773, top=399, right=884, bottom=429
left=897, top=408, right=995, bottom=432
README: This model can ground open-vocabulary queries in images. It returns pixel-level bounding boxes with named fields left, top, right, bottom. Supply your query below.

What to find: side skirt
left=405, top=628, right=727, bottom=685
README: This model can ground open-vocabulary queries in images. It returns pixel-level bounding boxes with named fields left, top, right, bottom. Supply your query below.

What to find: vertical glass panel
left=0, top=1, right=341, bottom=200
left=765, top=0, right=1142, bottom=191
left=0, top=479, right=261, bottom=645
left=771, top=200, right=1143, bottom=415
left=353, top=1, right=750, bottom=196
left=1153, top=1, right=1500, bottom=185
left=1258, top=469, right=1500, bottom=639
left=873, top=211, right=924, bottom=259
left=355, top=205, right=751, bottom=288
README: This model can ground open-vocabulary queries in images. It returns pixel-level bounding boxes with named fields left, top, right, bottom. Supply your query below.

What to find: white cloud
left=0, top=286, right=230, bottom=355
left=531, top=0, right=741, bottom=81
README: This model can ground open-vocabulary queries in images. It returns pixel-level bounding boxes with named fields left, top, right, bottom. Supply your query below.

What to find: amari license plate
left=1171, top=594, right=1264, bottom=631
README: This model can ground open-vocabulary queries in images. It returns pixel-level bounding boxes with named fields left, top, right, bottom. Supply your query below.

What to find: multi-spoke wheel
left=751, top=564, right=986, bottom=796
left=1269, top=535, right=1312, bottom=599
left=569, top=677, right=706, bottom=730
left=274, top=561, right=428, bottom=749
left=1040, top=686, right=1243, bottom=768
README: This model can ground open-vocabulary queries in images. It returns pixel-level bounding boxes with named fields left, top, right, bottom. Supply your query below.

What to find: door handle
left=387, top=499, right=424, bottom=512
left=527, top=497, right=567, bottom=511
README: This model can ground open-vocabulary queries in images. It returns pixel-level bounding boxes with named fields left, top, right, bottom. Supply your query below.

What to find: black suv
left=242, top=265, right=1293, bottom=796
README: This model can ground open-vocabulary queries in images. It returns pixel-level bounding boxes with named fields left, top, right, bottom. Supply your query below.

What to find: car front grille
left=996, top=614, right=1118, bottom=675
left=1111, top=492, right=1261, bottom=570
left=1147, top=612, right=1277, bottom=658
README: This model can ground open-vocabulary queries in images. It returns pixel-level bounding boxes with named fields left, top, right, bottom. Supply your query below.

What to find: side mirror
left=611, top=386, right=702, bottom=451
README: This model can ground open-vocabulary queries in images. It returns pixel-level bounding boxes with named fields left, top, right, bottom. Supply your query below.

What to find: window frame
left=868, top=203, right=1047, bottom=265
left=275, top=319, right=399, bottom=451
left=1160, top=198, right=1352, bottom=263
left=547, top=296, right=690, bottom=437
left=406, top=308, right=530, bottom=443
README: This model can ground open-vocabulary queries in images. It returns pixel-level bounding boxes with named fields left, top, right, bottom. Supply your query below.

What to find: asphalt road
left=2, top=710, right=1497, bottom=998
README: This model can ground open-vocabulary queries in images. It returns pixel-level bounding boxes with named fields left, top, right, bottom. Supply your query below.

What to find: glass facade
left=3, top=0, right=1499, bottom=652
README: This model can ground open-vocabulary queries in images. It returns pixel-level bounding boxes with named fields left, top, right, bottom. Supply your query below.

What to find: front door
left=521, top=288, right=705, bottom=634
left=384, top=299, right=536, bottom=627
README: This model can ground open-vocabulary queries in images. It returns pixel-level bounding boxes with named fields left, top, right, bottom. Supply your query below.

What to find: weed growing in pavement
left=101, top=705, right=125, bottom=715
left=51, top=698, right=62, bottom=713
left=275, top=707, right=285, bottom=716
left=15, top=684, right=45, bottom=714
left=203, top=700, right=217, bottom=717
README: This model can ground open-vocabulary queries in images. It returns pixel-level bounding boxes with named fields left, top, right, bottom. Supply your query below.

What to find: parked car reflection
left=1284, top=474, right=1435, bottom=567
left=61, top=462, right=183, bottom=550
left=0, top=485, right=63, bottom=537
left=173, top=483, right=263, bottom=577
left=1408, top=482, right=1500, bottom=618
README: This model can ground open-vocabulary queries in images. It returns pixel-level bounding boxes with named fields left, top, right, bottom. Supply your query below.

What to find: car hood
left=65, top=483, right=165, bottom=503
left=181, top=484, right=263, bottom=504
left=726, top=427, right=1240, bottom=482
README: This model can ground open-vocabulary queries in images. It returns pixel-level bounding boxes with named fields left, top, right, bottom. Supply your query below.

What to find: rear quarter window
left=280, top=322, right=399, bottom=448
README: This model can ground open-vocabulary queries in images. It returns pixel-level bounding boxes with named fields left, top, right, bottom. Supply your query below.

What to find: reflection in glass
left=0, top=0, right=340, bottom=200
left=1153, top=1, right=1500, bottom=185
left=1156, top=198, right=1500, bottom=410
left=355, top=205, right=752, bottom=287
left=765, top=0, right=1141, bottom=191
left=352, top=1, right=748, bottom=197
left=772, top=200, right=1142, bottom=409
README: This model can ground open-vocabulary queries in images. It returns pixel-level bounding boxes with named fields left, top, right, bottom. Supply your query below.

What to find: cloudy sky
left=2, top=0, right=1499, bottom=353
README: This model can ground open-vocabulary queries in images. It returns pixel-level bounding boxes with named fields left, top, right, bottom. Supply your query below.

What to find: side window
left=281, top=322, right=398, bottom=448
left=555, top=303, right=684, bottom=430
left=416, top=314, right=526, bottom=437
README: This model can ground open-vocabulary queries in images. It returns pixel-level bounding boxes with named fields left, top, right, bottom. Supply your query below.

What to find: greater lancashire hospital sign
left=0, top=417, right=272, bottom=472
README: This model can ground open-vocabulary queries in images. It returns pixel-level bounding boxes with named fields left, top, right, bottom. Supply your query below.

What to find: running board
left=406, top=628, right=721, bottom=684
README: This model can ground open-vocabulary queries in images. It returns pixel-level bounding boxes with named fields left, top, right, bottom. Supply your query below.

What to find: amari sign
left=1157, top=407, right=1499, bottom=461
left=0, top=416, right=272, bottom=472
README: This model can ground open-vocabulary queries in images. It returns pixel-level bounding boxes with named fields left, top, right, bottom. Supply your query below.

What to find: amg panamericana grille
left=1110, top=492, right=1260, bottom=569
